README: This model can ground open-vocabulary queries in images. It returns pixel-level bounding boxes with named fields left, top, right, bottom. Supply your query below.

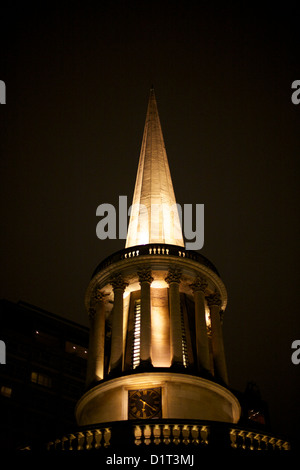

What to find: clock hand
left=141, top=399, right=156, bottom=412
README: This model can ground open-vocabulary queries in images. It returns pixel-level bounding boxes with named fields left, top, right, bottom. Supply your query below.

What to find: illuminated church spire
left=76, top=89, right=241, bottom=447
left=126, top=88, right=184, bottom=248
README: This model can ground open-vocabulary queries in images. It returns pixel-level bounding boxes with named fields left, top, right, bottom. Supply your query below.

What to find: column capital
left=206, top=292, right=222, bottom=307
left=165, top=267, right=182, bottom=285
left=91, top=287, right=109, bottom=304
left=137, top=266, right=154, bottom=284
left=190, top=276, right=208, bottom=293
left=88, top=307, right=96, bottom=320
left=110, top=273, right=128, bottom=292
left=89, top=287, right=109, bottom=319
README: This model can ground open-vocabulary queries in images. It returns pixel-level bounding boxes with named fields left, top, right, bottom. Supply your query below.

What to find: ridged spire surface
left=126, top=89, right=184, bottom=248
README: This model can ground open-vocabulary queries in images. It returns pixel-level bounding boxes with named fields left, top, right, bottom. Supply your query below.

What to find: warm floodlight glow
left=151, top=279, right=168, bottom=289
left=151, top=288, right=171, bottom=367
left=205, top=306, right=211, bottom=329
left=132, top=300, right=141, bottom=369
left=137, top=230, right=149, bottom=246
left=126, top=89, right=184, bottom=249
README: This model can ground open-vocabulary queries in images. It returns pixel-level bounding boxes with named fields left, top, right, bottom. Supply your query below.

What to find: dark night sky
left=1, top=1, right=299, bottom=445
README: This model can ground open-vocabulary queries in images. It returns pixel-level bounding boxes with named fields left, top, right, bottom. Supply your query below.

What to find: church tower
left=75, top=89, right=241, bottom=428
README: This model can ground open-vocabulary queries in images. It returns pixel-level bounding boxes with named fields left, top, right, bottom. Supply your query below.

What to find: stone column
left=165, top=267, right=184, bottom=367
left=86, top=289, right=107, bottom=387
left=206, top=292, right=228, bottom=385
left=137, top=267, right=154, bottom=368
left=109, top=273, right=128, bottom=374
left=190, top=276, right=210, bottom=376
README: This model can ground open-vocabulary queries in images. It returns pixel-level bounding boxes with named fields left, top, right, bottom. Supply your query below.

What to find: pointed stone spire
left=126, top=89, right=184, bottom=248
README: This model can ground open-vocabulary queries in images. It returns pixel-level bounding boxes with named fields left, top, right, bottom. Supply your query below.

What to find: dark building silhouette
left=0, top=299, right=89, bottom=450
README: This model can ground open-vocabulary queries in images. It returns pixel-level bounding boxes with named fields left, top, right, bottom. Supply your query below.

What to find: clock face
left=128, top=388, right=162, bottom=419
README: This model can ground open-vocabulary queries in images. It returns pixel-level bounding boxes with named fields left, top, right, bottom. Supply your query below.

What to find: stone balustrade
left=229, top=427, right=291, bottom=451
left=133, top=422, right=209, bottom=446
left=43, top=420, right=290, bottom=452
left=47, top=427, right=111, bottom=451
left=92, top=243, right=220, bottom=278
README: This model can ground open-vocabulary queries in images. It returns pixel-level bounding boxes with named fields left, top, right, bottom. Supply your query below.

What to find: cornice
left=85, top=252, right=227, bottom=313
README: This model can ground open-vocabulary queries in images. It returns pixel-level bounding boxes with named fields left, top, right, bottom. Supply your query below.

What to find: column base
left=170, top=361, right=186, bottom=372
left=108, top=359, right=123, bottom=378
left=135, top=359, right=154, bottom=372
left=197, top=367, right=214, bottom=380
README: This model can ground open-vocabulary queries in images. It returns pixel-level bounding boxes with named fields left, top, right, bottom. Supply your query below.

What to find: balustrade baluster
left=134, top=425, right=142, bottom=446
left=269, top=437, right=276, bottom=450
left=247, top=432, right=254, bottom=451
left=163, top=425, right=171, bottom=445
left=182, top=425, right=190, bottom=445
left=191, top=425, right=199, bottom=445
left=229, top=429, right=238, bottom=449
left=172, top=424, right=180, bottom=445
left=94, top=429, right=102, bottom=449
left=54, top=439, right=61, bottom=450
left=144, top=424, right=152, bottom=445
left=153, top=424, right=161, bottom=445
left=104, top=428, right=111, bottom=447
left=239, top=430, right=247, bottom=449
left=254, top=434, right=262, bottom=451
left=276, top=439, right=283, bottom=451
left=61, top=436, right=68, bottom=450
